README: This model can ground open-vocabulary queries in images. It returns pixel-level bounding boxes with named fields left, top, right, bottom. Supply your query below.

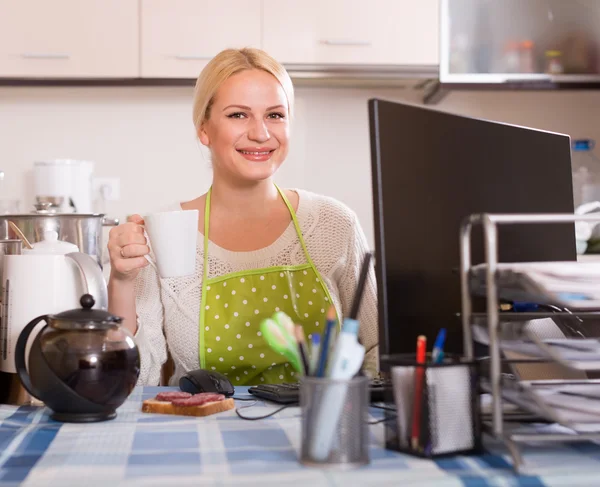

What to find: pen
left=411, top=335, right=427, bottom=451
left=316, top=306, right=336, bottom=377
left=431, top=328, right=447, bottom=364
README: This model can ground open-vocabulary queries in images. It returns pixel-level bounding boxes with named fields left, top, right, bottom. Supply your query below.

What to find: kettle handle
left=66, top=252, right=108, bottom=310
left=15, top=315, right=48, bottom=401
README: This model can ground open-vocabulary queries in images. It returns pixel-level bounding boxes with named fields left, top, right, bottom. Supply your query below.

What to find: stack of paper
left=521, top=381, right=600, bottom=432
left=473, top=322, right=600, bottom=371
left=470, top=262, right=600, bottom=310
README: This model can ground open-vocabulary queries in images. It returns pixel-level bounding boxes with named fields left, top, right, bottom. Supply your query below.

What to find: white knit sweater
left=133, top=189, right=379, bottom=386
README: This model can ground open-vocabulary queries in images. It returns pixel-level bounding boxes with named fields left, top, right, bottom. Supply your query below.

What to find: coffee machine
left=33, top=160, right=94, bottom=214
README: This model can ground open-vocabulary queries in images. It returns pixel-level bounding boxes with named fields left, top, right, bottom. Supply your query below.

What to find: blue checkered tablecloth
left=1, top=386, right=600, bottom=486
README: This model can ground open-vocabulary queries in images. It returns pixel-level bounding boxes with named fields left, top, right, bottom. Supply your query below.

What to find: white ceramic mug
left=144, top=210, right=198, bottom=278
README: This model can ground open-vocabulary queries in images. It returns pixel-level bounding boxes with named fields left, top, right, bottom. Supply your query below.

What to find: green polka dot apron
left=199, top=185, right=336, bottom=385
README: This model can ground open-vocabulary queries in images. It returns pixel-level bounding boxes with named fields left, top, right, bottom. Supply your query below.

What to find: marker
left=431, top=328, right=447, bottom=364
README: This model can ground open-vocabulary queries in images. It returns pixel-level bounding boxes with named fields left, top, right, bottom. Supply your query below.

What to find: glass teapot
left=15, top=294, right=140, bottom=423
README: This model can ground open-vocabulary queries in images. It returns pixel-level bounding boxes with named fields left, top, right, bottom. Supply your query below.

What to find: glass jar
left=545, top=50, right=564, bottom=74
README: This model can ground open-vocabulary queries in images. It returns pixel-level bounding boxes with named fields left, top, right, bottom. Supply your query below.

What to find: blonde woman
left=108, top=48, right=378, bottom=386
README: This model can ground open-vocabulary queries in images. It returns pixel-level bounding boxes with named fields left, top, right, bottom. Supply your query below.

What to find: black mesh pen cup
left=382, top=354, right=481, bottom=458
left=299, top=376, right=370, bottom=468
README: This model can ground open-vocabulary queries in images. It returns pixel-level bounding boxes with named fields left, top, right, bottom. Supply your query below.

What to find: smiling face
left=198, top=69, right=290, bottom=185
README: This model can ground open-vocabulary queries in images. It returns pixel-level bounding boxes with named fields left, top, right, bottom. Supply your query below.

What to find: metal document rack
left=460, top=213, right=600, bottom=472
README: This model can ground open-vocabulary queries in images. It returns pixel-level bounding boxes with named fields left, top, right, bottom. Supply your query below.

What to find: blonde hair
left=192, top=48, right=294, bottom=131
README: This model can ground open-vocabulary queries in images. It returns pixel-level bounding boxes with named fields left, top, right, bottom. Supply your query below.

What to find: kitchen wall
left=1, top=84, right=600, bottom=248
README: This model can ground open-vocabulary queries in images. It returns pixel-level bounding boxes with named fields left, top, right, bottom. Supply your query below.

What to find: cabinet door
left=0, top=0, right=138, bottom=78
left=141, top=0, right=262, bottom=78
left=263, top=0, right=439, bottom=66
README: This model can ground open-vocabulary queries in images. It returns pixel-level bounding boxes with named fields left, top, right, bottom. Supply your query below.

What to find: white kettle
left=0, top=230, right=107, bottom=373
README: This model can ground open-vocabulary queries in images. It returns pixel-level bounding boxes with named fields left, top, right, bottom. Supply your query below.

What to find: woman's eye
left=227, top=112, right=246, bottom=119
left=268, top=112, right=285, bottom=120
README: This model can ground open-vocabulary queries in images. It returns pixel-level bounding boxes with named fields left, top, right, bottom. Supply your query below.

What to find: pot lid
left=23, top=230, right=79, bottom=255
left=50, top=294, right=123, bottom=329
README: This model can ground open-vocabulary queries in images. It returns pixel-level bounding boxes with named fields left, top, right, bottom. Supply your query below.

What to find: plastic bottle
left=572, top=139, right=600, bottom=208
left=519, top=40, right=536, bottom=73
left=503, top=41, right=521, bottom=73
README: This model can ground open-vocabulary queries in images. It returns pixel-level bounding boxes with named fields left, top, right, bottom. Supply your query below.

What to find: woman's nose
left=248, top=118, right=270, bottom=142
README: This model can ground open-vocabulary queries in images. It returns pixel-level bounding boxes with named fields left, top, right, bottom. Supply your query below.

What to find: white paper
left=391, top=366, right=414, bottom=449
left=427, top=366, right=474, bottom=454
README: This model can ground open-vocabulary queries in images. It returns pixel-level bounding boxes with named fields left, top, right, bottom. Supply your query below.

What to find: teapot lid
left=23, top=230, right=79, bottom=255
left=50, top=294, right=123, bottom=330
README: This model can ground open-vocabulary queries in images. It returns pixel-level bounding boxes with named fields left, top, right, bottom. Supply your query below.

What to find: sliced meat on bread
left=142, top=392, right=235, bottom=417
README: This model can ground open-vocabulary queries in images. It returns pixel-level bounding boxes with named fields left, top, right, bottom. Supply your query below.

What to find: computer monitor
left=368, top=99, right=576, bottom=359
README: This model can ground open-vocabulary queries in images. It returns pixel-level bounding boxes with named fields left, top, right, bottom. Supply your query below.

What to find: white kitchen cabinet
left=141, top=0, right=262, bottom=78
left=0, top=0, right=138, bottom=78
left=262, top=0, right=439, bottom=66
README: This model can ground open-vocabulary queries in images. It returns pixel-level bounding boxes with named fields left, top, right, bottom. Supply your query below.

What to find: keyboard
left=248, top=378, right=391, bottom=404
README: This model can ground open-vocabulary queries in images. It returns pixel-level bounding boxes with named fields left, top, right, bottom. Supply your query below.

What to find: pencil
left=411, top=335, right=427, bottom=451
left=295, top=325, right=310, bottom=376
left=349, top=252, right=373, bottom=320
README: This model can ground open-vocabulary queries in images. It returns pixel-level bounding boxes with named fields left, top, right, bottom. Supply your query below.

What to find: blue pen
left=316, top=306, right=336, bottom=377
left=512, top=302, right=539, bottom=312
left=309, top=333, right=321, bottom=376
left=431, top=328, right=447, bottom=364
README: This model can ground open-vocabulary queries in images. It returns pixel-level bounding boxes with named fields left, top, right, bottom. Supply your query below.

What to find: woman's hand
left=108, top=214, right=150, bottom=282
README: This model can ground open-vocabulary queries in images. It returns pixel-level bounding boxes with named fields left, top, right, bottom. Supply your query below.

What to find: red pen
left=411, top=335, right=427, bottom=450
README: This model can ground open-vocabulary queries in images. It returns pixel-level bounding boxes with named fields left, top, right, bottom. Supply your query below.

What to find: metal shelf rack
left=460, top=213, right=600, bottom=472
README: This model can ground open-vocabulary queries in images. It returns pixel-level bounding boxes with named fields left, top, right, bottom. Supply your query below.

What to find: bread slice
left=141, top=397, right=235, bottom=417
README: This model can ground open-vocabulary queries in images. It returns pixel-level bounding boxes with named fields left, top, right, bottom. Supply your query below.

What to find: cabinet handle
left=21, top=53, right=70, bottom=60
left=172, top=54, right=211, bottom=61
left=319, top=39, right=372, bottom=47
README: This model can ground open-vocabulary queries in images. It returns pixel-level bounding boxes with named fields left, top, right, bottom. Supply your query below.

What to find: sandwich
left=142, top=391, right=235, bottom=417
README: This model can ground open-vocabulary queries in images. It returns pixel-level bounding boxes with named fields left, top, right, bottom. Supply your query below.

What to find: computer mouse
left=179, top=369, right=235, bottom=397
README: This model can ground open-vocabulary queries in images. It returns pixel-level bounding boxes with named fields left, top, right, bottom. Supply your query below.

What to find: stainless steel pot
left=0, top=239, right=22, bottom=278
left=0, top=206, right=119, bottom=267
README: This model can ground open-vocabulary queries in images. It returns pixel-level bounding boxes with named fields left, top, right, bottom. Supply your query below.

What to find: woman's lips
left=236, top=149, right=275, bottom=162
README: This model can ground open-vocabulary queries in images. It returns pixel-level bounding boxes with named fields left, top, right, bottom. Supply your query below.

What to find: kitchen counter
left=1, top=386, right=600, bottom=486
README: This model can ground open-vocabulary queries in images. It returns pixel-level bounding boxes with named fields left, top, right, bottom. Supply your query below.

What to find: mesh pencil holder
left=382, top=354, right=482, bottom=458
left=299, top=376, right=370, bottom=468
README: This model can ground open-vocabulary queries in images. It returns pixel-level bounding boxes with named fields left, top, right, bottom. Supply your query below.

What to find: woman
left=108, top=47, right=378, bottom=386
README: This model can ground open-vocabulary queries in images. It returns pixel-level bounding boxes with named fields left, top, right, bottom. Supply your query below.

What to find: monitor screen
left=368, top=99, right=576, bottom=359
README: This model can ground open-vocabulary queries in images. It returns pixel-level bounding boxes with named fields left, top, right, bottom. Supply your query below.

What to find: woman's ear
left=198, top=124, right=210, bottom=147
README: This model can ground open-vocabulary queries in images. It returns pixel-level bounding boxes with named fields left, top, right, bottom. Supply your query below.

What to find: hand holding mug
left=109, top=210, right=198, bottom=280
left=108, top=215, right=150, bottom=282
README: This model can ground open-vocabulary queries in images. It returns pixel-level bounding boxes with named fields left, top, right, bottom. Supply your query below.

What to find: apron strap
left=274, top=184, right=316, bottom=268
left=203, top=184, right=315, bottom=270
left=200, top=190, right=212, bottom=366
left=202, top=188, right=212, bottom=281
